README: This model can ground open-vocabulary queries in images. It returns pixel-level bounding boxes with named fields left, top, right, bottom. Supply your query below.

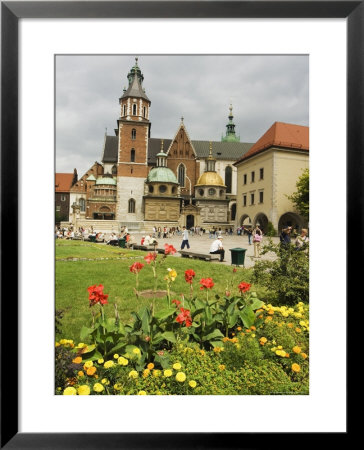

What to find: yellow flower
left=164, top=369, right=173, bottom=378
left=101, top=378, right=110, bottom=385
left=138, top=390, right=147, bottom=395
left=153, top=369, right=161, bottom=378
left=63, top=387, right=77, bottom=395
left=97, top=358, right=104, bottom=364
left=291, top=363, right=301, bottom=373
left=268, top=309, right=274, bottom=315
left=147, top=363, right=154, bottom=370
left=83, top=360, right=93, bottom=369
left=222, top=337, right=229, bottom=342
left=114, top=383, right=122, bottom=391
left=129, top=370, right=139, bottom=379
left=173, top=363, right=182, bottom=370
left=118, top=357, right=129, bottom=366
left=259, top=337, right=267, bottom=344
left=301, top=353, right=308, bottom=359
left=200, top=350, right=205, bottom=356
left=265, top=316, right=272, bottom=323
left=72, top=356, right=82, bottom=364
left=167, top=268, right=177, bottom=281
left=132, top=348, right=141, bottom=355
left=143, top=369, right=150, bottom=378
left=218, top=365, right=226, bottom=371
left=251, top=333, right=256, bottom=338
left=78, top=371, right=85, bottom=377
left=295, top=328, right=302, bottom=333
left=77, top=385, right=91, bottom=395
left=189, top=380, right=197, bottom=388
left=213, top=347, right=222, bottom=353
left=237, top=327, right=242, bottom=331
left=287, top=323, right=294, bottom=328
left=278, top=345, right=283, bottom=349
left=292, top=346, right=301, bottom=354
left=93, top=383, right=104, bottom=392
left=104, top=360, right=115, bottom=369
left=175, top=372, right=186, bottom=382
left=87, top=366, right=97, bottom=376
left=113, top=354, right=119, bottom=359
left=76, top=342, right=87, bottom=349
left=55, top=342, right=60, bottom=347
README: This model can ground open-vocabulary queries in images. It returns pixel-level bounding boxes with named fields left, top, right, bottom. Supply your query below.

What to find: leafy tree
left=288, top=168, right=309, bottom=220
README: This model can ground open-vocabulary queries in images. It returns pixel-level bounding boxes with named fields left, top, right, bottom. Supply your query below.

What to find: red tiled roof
left=234, top=122, right=309, bottom=165
left=55, top=173, right=74, bottom=192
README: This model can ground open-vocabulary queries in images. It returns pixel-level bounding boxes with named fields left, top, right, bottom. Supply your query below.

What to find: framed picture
left=1, top=1, right=357, bottom=447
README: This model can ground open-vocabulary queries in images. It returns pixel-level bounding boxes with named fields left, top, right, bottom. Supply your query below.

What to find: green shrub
left=265, top=221, right=277, bottom=237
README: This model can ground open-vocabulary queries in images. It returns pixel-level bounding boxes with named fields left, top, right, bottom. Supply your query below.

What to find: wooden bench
left=178, top=250, right=221, bottom=261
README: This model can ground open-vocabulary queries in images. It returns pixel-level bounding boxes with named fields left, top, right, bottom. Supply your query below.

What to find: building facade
left=234, top=122, right=309, bottom=233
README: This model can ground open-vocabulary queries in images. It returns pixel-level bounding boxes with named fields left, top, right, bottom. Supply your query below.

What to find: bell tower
left=116, top=58, right=151, bottom=221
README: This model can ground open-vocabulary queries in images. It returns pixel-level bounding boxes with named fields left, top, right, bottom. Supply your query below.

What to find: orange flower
left=268, top=309, right=274, bottom=315
left=292, top=346, right=301, bottom=354
left=87, top=366, right=97, bottom=376
left=295, top=328, right=302, bottom=333
left=287, top=323, right=294, bottom=328
left=147, top=363, right=154, bottom=370
left=245, top=329, right=251, bottom=333
left=301, top=353, right=308, bottom=359
left=72, top=356, right=82, bottom=364
left=250, top=326, right=256, bottom=331
left=291, top=363, right=301, bottom=372
left=265, top=316, right=273, bottom=322
left=78, top=371, right=84, bottom=377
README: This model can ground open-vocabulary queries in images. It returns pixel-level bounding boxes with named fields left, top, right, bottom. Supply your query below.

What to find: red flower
left=238, top=282, right=251, bottom=293
left=87, top=284, right=109, bottom=307
left=225, top=291, right=231, bottom=297
left=184, top=269, right=196, bottom=283
left=176, top=307, right=192, bottom=327
left=144, top=252, right=157, bottom=264
left=164, top=244, right=177, bottom=255
left=199, top=278, right=214, bottom=290
left=233, top=268, right=237, bottom=273
left=172, top=299, right=181, bottom=307
left=129, top=262, right=144, bottom=273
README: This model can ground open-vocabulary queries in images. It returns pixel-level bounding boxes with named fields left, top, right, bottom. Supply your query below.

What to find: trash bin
left=229, top=247, right=247, bottom=266
left=89, top=235, right=96, bottom=243
left=119, top=238, right=126, bottom=248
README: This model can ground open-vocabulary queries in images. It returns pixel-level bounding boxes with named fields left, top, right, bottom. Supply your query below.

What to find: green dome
left=147, top=167, right=178, bottom=184
left=95, top=177, right=117, bottom=186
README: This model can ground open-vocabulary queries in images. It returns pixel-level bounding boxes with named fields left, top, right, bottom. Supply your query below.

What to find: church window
left=132, top=104, right=137, bottom=115
left=198, top=189, right=204, bottom=197
left=112, top=165, right=117, bottom=175
left=128, top=198, right=136, bottom=213
left=159, top=185, right=167, bottom=194
left=79, top=198, right=86, bottom=212
left=61, top=195, right=66, bottom=202
left=208, top=188, right=216, bottom=196
left=131, top=149, right=135, bottom=162
left=131, top=129, right=136, bottom=140
left=178, top=164, right=185, bottom=187
left=172, top=186, right=177, bottom=194
left=225, top=166, right=232, bottom=193
left=143, top=106, right=146, bottom=117
left=148, top=185, right=154, bottom=193
left=123, top=105, right=126, bottom=116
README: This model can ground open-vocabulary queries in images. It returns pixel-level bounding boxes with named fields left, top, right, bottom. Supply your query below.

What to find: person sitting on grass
left=209, top=236, right=225, bottom=262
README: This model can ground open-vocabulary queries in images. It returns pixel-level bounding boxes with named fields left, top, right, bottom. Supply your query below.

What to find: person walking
left=181, top=226, right=190, bottom=250
left=253, top=227, right=263, bottom=257
left=246, top=227, right=253, bottom=245
left=209, top=236, right=225, bottom=262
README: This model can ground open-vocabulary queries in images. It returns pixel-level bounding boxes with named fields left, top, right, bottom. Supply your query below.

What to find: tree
left=288, top=168, right=309, bottom=220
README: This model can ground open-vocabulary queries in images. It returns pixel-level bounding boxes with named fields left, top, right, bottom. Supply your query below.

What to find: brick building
left=55, top=171, right=77, bottom=223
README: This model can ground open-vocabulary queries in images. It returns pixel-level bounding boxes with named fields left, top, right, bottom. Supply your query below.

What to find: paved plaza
left=131, top=232, right=280, bottom=268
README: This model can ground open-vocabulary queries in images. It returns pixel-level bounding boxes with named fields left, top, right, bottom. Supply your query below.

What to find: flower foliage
left=176, top=307, right=192, bottom=327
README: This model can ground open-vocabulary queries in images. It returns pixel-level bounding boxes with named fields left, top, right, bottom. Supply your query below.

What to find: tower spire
left=221, top=103, right=240, bottom=142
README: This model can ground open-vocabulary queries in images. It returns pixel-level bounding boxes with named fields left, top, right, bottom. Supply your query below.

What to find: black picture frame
left=1, top=1, right=356, bottom=448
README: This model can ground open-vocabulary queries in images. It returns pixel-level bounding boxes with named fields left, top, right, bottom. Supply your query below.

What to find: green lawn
left=56, top=241, right=254, bottom=342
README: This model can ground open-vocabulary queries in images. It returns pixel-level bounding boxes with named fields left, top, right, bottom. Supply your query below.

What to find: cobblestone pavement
left=132, top=232, right=280, bottom=268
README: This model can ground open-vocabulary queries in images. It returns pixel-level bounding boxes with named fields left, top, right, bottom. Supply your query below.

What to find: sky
left=56, top=55, right=309, bottom=177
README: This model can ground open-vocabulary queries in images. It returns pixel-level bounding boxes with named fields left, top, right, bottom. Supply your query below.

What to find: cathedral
left=68, top=58, right=254, bottom=233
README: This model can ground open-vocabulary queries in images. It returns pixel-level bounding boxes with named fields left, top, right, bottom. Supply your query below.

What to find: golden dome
left=195, top=172, right=225, bottom=187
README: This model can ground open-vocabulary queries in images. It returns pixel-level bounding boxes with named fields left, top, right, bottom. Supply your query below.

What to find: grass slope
left=56, top=241, right=253, bottom=342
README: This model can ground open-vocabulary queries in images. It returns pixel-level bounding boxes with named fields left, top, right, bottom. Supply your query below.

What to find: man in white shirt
left=209, top=236, right=225, bottom=262
left=181, top=226, right=190, bottom=249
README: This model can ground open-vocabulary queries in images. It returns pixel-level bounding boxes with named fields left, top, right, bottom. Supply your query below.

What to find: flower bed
left=56, top=243, right=309, bottom=395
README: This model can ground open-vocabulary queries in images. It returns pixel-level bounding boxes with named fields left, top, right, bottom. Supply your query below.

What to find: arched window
left=123, top=105, right=126, bottom=116
left=143, top=106, right=146, bottom=117
left=128, top=198, right=136, bottom=214
left=132, top=104, right=137, bottom=115
left=79, top=198, right=86, bottom=212
left=225, top=166, right=232, bottom=193
left=131, top=149, right=135, bottom=162
left=178, top=164, right=185, bottom=187
left=111, top=165, right=117, bottom=175
left=131, top=129, right=136, bottom=140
